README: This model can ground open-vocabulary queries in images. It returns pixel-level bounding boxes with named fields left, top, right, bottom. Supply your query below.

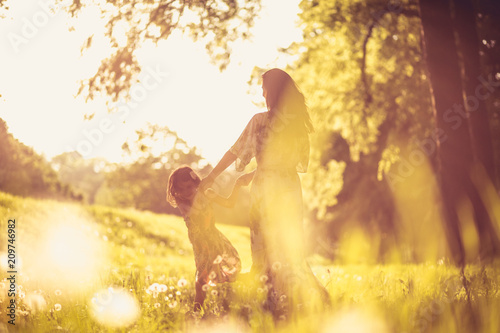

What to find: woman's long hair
left=262, top=68, right=314, bottom=135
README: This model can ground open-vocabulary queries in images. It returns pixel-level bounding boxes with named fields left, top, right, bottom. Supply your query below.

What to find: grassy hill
left=1, top=191, right=500, bottom=332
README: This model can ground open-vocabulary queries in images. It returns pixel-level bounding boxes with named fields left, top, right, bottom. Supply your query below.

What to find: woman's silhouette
left=200, top=68, right=328, bottom=316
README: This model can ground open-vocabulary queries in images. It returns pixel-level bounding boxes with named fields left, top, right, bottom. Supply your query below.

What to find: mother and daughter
left=166, top=68, right=328, bottom=316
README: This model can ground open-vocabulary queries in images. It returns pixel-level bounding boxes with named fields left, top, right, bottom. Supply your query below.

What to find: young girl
left=166, top=165, right=254, bottom=311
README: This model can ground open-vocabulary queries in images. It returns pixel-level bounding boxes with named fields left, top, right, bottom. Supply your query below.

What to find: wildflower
left=272, top=261, right=282, bottom=271
left=54, top=304, right=62, bottom=311
left=260, top=275, right=269, bottom=283
left=168, top=301, right=178, bottom=308
left=154, top=303, right=161, bottom=308
left=164, top=296, right=169, bottom=301
left=177, top=278, right=188, bottom=288
left=168, top=294, right=173, bottom=298
left=176, top=291, right=181, bottom=296
left=211, top=290, right=218, bottom=296
left=202, top=284, right=209, bottom=292
left=159, top=284, right=168, bottom=293
left=209, top=271, right=217, bottom=280
left=55, top=290, right=62, bottom=296
left=149, top=283, right=160, bottom=292
left=279, top=295, right=287, bottom=302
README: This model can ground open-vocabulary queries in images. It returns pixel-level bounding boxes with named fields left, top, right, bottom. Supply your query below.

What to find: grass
left=0, top=191, right=499, bottom=332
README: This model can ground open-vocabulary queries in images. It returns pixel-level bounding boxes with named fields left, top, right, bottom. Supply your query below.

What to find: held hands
left=199, top=174, right=214, bottom=191
left=204, top=188, right=217, bottom=199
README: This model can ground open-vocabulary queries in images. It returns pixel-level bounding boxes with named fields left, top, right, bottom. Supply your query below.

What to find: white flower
left=177, top=278, right=188, bottom=288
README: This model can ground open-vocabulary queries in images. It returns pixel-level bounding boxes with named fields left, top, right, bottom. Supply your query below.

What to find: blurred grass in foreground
left=0, top=191, right=499, bottom=332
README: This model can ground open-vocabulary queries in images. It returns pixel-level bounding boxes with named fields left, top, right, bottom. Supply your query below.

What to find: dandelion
left=103, top=235, right=108, bottom=242
left=272, top=261, right=282, bottom=271
left=164, top=296, right=169, bottom=301
left=202, top=284, right=209, bottom=292
left=176, top=291, right=181, bottom=296
left=159, top=284, right=168, bottom=293
left=127, top=221, right=133, bottom=228
left=168, top=301, right=178, bottom=308
left=177, top=278, right=188, bottom=288
left=55, top=290, right=62, bottom=296
left=168, top=294, right=173, bottom=298
left=280, top=295, right=287, bottom=302
left=209, top=271, right=217, bottom=280
left=54, top=304, right=62, bottom=311
left=211, top=290, right=218, bottom=296
left=154, top=303, right=161, bottom=308
left=260, top=275, right=269, bottom=283
left=149, top=283, right=160, bottom=292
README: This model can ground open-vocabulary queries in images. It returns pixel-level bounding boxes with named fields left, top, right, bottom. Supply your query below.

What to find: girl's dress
left=229, top=111, right=327, bottom=313
left=183, top=193, right=241, bottom=286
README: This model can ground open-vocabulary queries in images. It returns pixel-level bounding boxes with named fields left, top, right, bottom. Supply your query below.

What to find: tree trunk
left=452, top=0, right=500, bottom=259
left=419, top=0, right=471, bottom=265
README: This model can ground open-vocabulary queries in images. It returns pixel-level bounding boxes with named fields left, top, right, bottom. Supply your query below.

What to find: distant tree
left=0, top=118, right=79, bottom=200
left=51, top=152, right=107, bottom=204
left=95, top=124, right=209, bottom=213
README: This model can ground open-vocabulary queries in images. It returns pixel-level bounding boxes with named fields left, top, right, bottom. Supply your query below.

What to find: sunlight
left=90, top=287, right=140, bottom=328
left=322, top=308, right=389, bottom=333
left=19, top=208, right=108, bottom=292
left=46, top=225, right=95, bottom=271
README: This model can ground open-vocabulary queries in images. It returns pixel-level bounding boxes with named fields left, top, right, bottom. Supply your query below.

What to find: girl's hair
left=262, top=68, right=314, bottom=134
left=166, top=165, right=201, bottom=208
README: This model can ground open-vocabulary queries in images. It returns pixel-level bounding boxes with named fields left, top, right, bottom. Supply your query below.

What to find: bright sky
left=0, top=0, right=302, bottom=165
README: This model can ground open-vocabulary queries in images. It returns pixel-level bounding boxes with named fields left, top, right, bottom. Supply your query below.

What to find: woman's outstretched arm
left=200, top=150, right=237, bottom=190
left=204, top=170, right=255, bottom=208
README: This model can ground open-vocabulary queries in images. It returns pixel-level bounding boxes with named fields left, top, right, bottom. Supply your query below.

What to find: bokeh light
left=90, top=287, right=140, bottom=328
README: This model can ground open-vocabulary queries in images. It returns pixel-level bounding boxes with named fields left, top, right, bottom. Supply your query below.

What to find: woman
left=200, top=68, right=327, bottom=316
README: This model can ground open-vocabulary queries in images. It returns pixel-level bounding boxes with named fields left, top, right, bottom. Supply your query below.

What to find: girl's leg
left=194, top=281, right=206, bottom=312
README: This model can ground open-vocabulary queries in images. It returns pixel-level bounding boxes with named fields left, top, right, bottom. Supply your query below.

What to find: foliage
left=94, top=123, right=210, bottom=214
left=285, top=0, right=434, bottom=257
left=51, top=152, right=108, bottom=204
left=1, top=191, right=500, bottom=332
left=0, top=118, right=79, bottom=200
left=66, top=0, right=261, bottom=105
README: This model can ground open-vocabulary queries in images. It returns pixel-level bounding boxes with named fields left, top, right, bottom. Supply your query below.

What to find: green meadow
left=1, top=191, right=499, bottom=332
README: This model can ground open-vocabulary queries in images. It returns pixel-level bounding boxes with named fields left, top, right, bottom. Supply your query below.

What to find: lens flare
left=321, top=308, right=389, bottom=333
left=20, top=209, right=108, bottom=293
left=90, top=288, right=140, bottom=328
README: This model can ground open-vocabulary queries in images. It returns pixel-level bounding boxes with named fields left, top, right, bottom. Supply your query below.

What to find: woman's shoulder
left=246, top=112, right=269, bottom=129
left=251, top=112, right=268, bottom=121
